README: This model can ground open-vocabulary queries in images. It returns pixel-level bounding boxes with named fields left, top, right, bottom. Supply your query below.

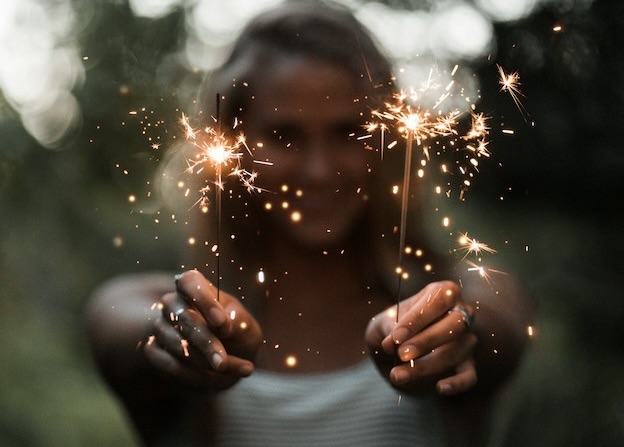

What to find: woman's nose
left=302, top=138, right=335, bottom=183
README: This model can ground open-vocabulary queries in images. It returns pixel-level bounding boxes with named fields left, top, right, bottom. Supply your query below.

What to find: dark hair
left=205, top=0, right=394, bottom=126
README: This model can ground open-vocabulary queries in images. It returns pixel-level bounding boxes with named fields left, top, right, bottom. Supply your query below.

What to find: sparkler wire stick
left=395, top=133, right=413, bottom=322
left=368, top=65, right=513, bottom=322
left=215, top=93, right=222, bottom=302
left=181, top=98, right=263, bottom=305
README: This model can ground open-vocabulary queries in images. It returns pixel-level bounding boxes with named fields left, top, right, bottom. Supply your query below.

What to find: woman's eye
left=280, top=127, right=305, bottom=147
left=333, top=122, right=364, bottom=144
left=338, top=120, right=362, bottom=135
left=259, top=126, right=301, bottom=151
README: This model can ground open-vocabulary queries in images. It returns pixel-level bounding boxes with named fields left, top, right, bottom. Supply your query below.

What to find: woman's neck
left=252, top=235, right=389, bottom=373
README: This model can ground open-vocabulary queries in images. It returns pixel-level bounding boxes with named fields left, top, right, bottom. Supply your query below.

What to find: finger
left=448, top=303, right=475, bottom=330
left=218, top=354, right=255, bottom=377
left=161, top=289, right=259, bottom=371
left=382, top=281, right=459, bottom=352
left=160, top=292, right=227, bottom=369
left=152, top=314, right=195, bottom=361
left=149, top=311, right=254, bottom=377
left=144, top=339, right=253, bottom=389
left=389, top=332, right=476, bottom=389
left=395, top=308, right=473, bottom=362
left=365, top=307, right=399, bottom=351
left=175, top=270, right=229, bottom=333
left=436, top=358, right=478, bottom=396
left=144, top=336, right=210, bottom=382
left=174, top=309, right=229, bottom=371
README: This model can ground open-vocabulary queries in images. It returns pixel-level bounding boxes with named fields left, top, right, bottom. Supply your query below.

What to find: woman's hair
left=205, top=0, right=394, bottom=126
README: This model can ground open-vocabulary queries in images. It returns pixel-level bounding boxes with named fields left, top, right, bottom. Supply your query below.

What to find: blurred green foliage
left=0, top=0, right=622, bottom=446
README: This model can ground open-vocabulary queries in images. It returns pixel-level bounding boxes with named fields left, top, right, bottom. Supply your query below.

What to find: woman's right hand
left=144, top=269, right=263, bottom=392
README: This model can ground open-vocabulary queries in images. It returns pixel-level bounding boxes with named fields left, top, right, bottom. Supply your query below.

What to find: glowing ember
left=456, top=232, right=497, bottom=260
left=465, top=260, right=507, bottom=286
left=284, top=355, right=298, bottom=368
left=497, top=64, right=528, bottom=119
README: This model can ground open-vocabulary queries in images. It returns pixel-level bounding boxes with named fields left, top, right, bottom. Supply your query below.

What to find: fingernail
left=174, top=272, right=185, bottom=286
left=399, top=345, right=417, bottom=362
left=238, top=362, right=254, bottom=377
left=391, top=368, right=409, bottom=385
left=392, top=327, right=409, bottom=345
left=207, top=307, right=226, bottom=327
left=437, top=383, right=453, bottom=395
left=210, top=352, right=223, bottom=370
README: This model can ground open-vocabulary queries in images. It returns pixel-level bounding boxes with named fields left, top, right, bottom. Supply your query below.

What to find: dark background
left=1, top=0, right=623, bottom=445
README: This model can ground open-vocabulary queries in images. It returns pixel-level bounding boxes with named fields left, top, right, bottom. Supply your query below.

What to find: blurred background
left=0, top=0, right=622, bottom=445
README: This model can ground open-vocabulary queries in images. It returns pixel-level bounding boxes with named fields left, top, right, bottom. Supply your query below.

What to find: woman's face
left=242, top=56, right=375, bottom=249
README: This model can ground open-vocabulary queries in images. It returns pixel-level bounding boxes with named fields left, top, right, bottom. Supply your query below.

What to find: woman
left=87, top=1, right=531, bottom=446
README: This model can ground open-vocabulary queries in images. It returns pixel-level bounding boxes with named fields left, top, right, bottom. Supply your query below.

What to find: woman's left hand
left=366, top=280, right=478, bottom=396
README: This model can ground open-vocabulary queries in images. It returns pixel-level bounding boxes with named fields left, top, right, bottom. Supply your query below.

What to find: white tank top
left=214, top=358, right=449, bottom=447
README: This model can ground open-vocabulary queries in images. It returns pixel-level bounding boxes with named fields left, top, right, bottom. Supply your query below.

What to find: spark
left=464, top=112, right=490, bottom=141
left=180, top=339, right=190, bottom=357
left=465, top=260, right=507, bottom=286
left=497, top=64, right=528, bottom=120
left=456, top=232, right=497, bottom=261
left=466, top=139, right=491, bottom=160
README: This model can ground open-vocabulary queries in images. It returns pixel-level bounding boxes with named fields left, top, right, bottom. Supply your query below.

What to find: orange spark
left=180, top=113, right=262, bottom=209
left=497, top=64, right=528, bottom=120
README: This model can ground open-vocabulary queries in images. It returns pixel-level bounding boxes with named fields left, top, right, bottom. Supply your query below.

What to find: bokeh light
left=476, top=0, right=539, bottom=22
left=0, top=0, right=85, bottom=149
left=0, top=0, right=565, bottom=149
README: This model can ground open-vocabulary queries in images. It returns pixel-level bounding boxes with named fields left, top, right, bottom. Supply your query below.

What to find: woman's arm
left=86, top=272, right=175, bottom=395
left=86, top=270, right=263, bottom=443
left=366, top=275, right=532, bottom=395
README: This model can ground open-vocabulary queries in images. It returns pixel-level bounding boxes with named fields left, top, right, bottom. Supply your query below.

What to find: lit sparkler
left=383, top=93, right=458, bottom=315
left=368, top=70, right=493, bottom=318
left=366, top=63, right=527, bottom=316
left=180, top=99, right=259, bottom=300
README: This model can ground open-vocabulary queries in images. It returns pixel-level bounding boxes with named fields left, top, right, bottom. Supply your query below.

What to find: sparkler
left=372, top=90, right=459, bottom=317
left=180, top=95, right=259, bottom=300
left=367, top=63, right=525, bottom=318
left=368, top=66, right=497, bottom=320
